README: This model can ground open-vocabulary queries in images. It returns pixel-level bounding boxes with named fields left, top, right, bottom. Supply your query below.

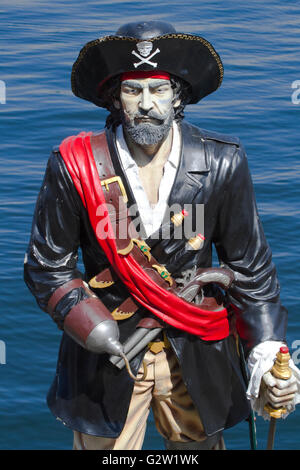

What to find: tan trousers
left=73, top=346, right=209, bottom=450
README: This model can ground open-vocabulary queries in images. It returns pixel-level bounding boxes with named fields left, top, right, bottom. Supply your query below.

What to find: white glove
left=246, top=341, right=300, bottom=420
left=262, top=370, right=298, bottom=410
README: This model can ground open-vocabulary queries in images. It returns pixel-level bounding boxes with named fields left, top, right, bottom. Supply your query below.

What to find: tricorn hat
left=71, top=21, right=223, bottom=107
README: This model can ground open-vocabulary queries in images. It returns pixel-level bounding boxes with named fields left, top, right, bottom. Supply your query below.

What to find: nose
left=139, top=87, right=153, bottom=112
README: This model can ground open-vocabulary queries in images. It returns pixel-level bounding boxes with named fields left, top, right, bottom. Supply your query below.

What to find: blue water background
left=0, top=0, right=299, bottom=450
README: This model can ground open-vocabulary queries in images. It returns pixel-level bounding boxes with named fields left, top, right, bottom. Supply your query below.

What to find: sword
left=109, top=267, right=235, bottom=370
left=237, top=336, right=257, bottom=449
left=264, top=346, right=292, bottom=450
left=266, top=417, right=277, bottom=450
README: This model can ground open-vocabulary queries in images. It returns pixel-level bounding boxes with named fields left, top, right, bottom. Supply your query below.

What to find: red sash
left=59, top=131, right=230, bottom=340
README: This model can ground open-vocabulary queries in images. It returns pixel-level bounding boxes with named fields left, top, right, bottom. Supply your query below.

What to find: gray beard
left=121, top=109, right=174, bottom=146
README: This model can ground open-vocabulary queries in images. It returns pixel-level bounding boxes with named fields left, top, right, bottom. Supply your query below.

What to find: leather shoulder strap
left=90, top=132, right=140, bottom=251
left=90, top=131, right=115, bottom=179
left=90, top=132, right=177, bottom=291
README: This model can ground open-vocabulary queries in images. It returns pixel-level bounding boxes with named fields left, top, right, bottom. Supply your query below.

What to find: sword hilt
left=264, top=346, right=292, bottom=419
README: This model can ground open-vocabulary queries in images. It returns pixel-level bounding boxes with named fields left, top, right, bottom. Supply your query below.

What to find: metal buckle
left=152, top=264, right=173, bottom=286
left=101, top=176, right=128, bottom=203
left=148, top=332, right=171, bottom=354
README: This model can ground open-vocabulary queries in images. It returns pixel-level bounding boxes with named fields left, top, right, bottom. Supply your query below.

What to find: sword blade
left=266, top=417, right=277, bottom=450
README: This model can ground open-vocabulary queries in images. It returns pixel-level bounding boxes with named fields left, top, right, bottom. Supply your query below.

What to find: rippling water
left=0, top=0, right=300, bottom=450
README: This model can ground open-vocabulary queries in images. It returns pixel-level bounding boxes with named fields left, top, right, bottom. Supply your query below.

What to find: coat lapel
left=168, top=121, right=210, bottom=208
left=146, top=122, right=211, bottom=247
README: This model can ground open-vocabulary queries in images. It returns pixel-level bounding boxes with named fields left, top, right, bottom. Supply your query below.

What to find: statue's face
left=114, top=77, right=180, bottom=146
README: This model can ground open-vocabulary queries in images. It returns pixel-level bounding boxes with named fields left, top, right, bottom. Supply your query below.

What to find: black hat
left=71, top=21, right=223, bottom=107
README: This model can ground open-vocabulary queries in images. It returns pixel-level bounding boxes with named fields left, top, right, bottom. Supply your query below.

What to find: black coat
left=24, top=121, right=287, bottom=438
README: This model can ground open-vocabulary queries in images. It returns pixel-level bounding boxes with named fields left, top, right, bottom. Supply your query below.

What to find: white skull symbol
left=136, top=41, right=153, bottom=57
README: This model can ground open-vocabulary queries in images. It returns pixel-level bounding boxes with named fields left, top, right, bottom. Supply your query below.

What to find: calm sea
left=0, top=0, right=299, bottom=450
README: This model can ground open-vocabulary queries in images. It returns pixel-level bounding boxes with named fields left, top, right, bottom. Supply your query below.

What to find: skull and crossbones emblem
left=132, top=41, right=160, bottom=68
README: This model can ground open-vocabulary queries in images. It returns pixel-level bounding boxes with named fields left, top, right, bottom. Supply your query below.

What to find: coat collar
left=167, top=121, right=210, bottom=208
left=180, top=120, right=211, bottom=173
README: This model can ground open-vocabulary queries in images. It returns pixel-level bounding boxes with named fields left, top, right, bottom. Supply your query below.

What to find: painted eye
left=123, top=87, right=139, bottom=95
left=155, top=86, right=169, bottom=94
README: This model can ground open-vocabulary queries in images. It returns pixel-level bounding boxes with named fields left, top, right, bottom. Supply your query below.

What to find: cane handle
left=264, top=346, right=292, bottom=418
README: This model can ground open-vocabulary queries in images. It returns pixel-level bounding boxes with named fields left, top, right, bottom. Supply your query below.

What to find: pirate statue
left=24, top=21, right=300, bottom=450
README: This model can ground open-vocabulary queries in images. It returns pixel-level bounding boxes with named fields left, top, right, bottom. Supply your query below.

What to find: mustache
left=134, top=110, right=169, bottom=122
left=121, top=108, right=175, bottom=147
left=122, top=108, right=172, bottom=125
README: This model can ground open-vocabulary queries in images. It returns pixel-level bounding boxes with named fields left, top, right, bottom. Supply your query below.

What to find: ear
left=113, top=99, right=121, bottom=110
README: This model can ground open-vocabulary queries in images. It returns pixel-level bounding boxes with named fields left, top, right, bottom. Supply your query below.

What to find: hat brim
left=71, top=33, right=223, bottom=107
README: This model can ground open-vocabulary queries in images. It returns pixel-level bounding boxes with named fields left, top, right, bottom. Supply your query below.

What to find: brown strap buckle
left=148, top=332, right=171, bottom=354
left=101, top=176, right=128, bottom=203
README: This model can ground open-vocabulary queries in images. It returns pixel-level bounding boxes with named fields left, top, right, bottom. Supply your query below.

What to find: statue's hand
left=262, top=371, right=298, bottom=410
left=85, top=319, right=124, bottom=356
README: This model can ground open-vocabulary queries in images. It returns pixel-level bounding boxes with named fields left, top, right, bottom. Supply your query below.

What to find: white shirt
left=116, top=122, right=181, bottom=238
left=115, top=123, right=300, bottom=419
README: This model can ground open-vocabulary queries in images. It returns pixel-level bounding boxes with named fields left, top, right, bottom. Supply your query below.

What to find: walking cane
left=264, top=346, right=292, bottom=450
left=237, top=337, right=257, bottom=450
